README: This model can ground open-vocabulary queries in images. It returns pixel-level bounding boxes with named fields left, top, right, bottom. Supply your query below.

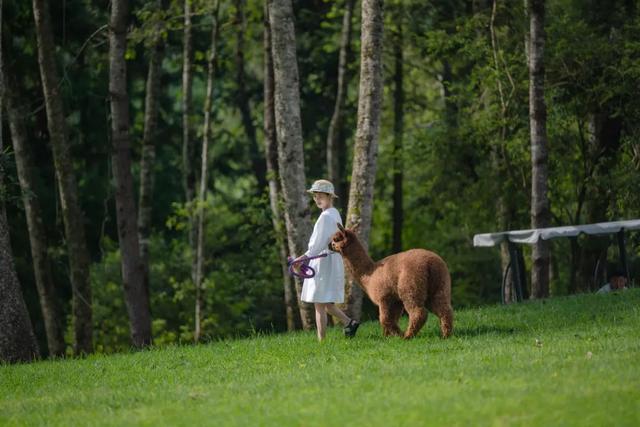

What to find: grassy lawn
left=2, top=290, right=639, bottom=426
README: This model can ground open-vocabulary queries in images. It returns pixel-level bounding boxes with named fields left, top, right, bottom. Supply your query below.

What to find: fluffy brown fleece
left=330, top=224, right=453, bottom=339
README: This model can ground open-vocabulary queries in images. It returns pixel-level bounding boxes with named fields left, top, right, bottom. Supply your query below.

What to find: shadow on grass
left=347, top=323, right=520, bottom=341
left=452, top=325, right=520, bottom=338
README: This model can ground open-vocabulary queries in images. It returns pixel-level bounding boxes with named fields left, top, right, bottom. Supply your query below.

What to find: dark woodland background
left=1, top=0, right=639, bottom=357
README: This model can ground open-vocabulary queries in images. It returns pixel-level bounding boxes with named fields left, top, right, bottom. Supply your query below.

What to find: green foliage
left=2, top=290, right=639, bottom=425
left=4, top=0, right=640, bottom=355
left=370, top=0, right=640, bottom=305
left=90, top=187, right=283, bottom=351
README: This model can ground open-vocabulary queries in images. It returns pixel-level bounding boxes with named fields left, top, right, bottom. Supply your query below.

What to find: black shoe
left=343, top=319, right=360, bottom=338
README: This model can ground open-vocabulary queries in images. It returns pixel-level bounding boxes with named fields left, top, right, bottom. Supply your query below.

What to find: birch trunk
left=182, top=0, right=197, bottom=285
left=528, top=0, right=550, bottom=299
left=138, top=0, right=166, bottom=299
left=32, top=0, right=93, bottom=354
left=0, top=0, right=40, bottom=362
left=3, top=67, right=65, bottom=357
left=264, top=2, right=299, bottom=331
left=235, top=0, right=267, bottom=192
left=182, top=0, right=195, bottom=206
left=109, top=0, right=153, bottom=347
left=327, top=0, right=356, bottom=203
left=392, top=6, right=403, bottom=254
left=268, top=0, right=315, bottom=330
left=194, top=3, right=220, bottom=343
left=345, top=0, right=384, bottom=320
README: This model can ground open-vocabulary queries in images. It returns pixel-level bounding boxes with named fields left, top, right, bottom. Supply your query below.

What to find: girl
left=292, top=179, right=360, bottom=341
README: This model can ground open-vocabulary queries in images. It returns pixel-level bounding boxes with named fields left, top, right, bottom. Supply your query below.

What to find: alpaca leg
left=433, top=303, right=454, bottom=338
left=428, top=294, right=454, bottom=338
left=387, top=302, right=404, bottom=336
left=403, top=304, right=428, bottom=339
left=378, top=301, right=401, bottom=337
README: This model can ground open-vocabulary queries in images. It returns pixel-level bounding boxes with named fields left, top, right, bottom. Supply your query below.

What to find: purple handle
left=287, top=254, right=328, bottom=279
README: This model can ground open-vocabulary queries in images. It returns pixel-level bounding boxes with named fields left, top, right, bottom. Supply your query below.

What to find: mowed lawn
left=2, top=290, right=639, bottom=427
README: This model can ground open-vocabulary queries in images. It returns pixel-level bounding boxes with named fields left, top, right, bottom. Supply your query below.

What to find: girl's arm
left=304, top=214, right=334, bottom=258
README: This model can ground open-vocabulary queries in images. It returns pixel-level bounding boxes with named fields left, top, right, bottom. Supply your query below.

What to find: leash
left=287, top=254, right=329, bottom=279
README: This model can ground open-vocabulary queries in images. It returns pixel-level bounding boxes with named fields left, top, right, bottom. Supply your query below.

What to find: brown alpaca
left=330, top=224, right=453, bottom=339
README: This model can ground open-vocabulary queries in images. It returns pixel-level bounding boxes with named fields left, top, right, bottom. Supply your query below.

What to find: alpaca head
left=329, top=223, right=359, bottom=254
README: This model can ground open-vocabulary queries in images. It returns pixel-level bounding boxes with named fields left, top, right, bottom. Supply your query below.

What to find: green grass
left=2, top=290, right=640, bottom=427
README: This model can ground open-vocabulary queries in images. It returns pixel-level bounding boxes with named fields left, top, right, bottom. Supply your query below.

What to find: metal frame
left=501, top=244, right=526, bottom=304
left=507, top=242, right=525, bottom=303
left=618, top=229, right=631, bottom=285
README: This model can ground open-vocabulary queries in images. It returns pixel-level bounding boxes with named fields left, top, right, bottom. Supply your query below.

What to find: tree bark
left=182, top=0, right=195, bottom=206
left=109, top=0, right=152, bottom=347
left=576, top=113, right=622, bottom=291
left=264, top=2, right=299, bottom=331
left=523, top=0, right=530, bottom=64
left=138, top=0, right=166, bottom=304
left=182, top=0, right=198, bottom=285
left=528, top=0, right=550, bottom=299
left=32, top=0, right=93, bottom=354
left=194, top=2, right=220, bottom=343
left=391, top=5, right=403, bottom=254
left=268, top=0, right=315, bottom=330
left=345, top=0, right=384, bottom=320
left=0, top=0, right=40, bottom=363
left=0, top=203, right=40, bottom=364
left=234, top=0, right=267, bottom=193
left=490, top=0, right=516, bottom=302
left=327, top=0, right=356, bottom=204
left=3, top=66, right=65, bottom=357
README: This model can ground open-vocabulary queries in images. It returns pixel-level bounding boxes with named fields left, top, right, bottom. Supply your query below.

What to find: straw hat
left=306, top=179, right=338, bottom=198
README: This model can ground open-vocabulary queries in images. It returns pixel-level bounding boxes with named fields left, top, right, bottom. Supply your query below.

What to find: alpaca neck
left=343, top=238, right=375, bottom=290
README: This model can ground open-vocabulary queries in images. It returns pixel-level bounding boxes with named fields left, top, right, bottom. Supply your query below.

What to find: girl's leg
left=314, top=303, right=328, bottom=341
left=325, top=303, right=351, bottom=326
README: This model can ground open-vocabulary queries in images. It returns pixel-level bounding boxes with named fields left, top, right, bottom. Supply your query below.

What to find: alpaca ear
left=337, top=222, right=345, bottom=232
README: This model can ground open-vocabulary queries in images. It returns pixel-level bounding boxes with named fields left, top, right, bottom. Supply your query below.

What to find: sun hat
left=306, top=179, right=338, bottom=198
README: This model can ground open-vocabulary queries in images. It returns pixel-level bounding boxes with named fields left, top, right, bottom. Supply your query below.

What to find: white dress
left=300, top=207, right=345, bottom=303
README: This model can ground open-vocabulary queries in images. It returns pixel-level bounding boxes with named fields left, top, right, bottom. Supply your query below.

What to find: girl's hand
left=290, top=255, right=306, bottom=274
left=292, top=255, right=306, bottom=263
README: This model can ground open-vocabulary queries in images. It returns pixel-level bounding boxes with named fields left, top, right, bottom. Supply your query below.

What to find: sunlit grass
left=2, top=290, right=639, bottom=426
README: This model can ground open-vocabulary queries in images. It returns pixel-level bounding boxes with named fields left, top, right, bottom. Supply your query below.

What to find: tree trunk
left=523, top=0, right=530, bottom=64
left=528, top=0, right=550, bottom=299
left=327, top=0, right=356, bottom=204
left=0, top=1, right=40, bottom=362
left=182, top=0, right=195, bottom=206
left=264, top=1, right=299, bottom=331
left=109, top=0, right=153, bottom=347
left=0, top=203, right=40, bottom=364
left=391, top=5, right=403, bottom=254
left=182, top=0, right=197, bottom=284
left=3, top=66, right=65, bottom=357
left=138, top=0, right=167, bottom=304
left=234, top=0, right=267, bottom=193
left=345, top=0, right=384, bottom=320
left=490, top=0, right=515, bottom=302
left=194, top=2, right=220, bottom=343
left=32, top=0, right=93, bottom=354
left=268, top=0, right=315, bottom=330
left=576, top=113, right=622, bottom=292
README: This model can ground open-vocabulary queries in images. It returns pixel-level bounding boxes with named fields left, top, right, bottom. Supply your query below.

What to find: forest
left=1, top=0, right=639, bottom=361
